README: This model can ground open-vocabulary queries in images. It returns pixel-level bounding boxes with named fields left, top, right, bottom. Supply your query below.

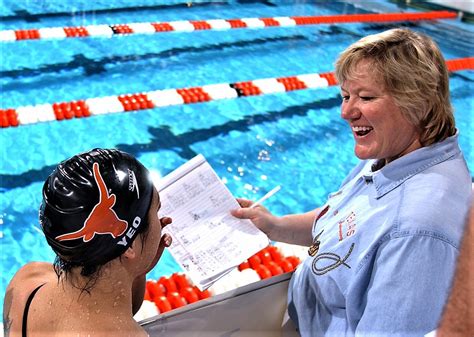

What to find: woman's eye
left=360, top=96, right=374, bottom=101
left=341, top=95, right=349, bottom=101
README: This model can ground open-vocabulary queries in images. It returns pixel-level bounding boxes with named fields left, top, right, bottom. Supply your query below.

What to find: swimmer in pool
left=3, top=148, right=172, bottom=337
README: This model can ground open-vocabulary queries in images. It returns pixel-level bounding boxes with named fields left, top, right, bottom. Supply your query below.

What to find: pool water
left=0, top=0, right=473, bottom=319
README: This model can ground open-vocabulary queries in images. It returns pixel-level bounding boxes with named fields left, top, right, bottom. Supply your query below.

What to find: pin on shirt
left=309, top=205, right=330, bottom=256
left=308, top=230, right=324, bottom=257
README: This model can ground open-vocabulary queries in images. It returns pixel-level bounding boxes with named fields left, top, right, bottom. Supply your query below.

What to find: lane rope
left=0, top=11, right=457, bottom=42
left=1, top=57, right=472, bottom=128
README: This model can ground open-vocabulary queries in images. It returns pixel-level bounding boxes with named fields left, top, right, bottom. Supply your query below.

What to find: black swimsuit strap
left=22, top=283, right=46, bottom=337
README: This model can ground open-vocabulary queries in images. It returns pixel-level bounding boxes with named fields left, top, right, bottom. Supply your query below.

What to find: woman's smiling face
left=340, top=59, right=422, bottom=164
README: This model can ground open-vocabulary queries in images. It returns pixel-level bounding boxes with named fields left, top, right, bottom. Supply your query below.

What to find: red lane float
left=1, top=57, right=472, bottom=129
left=0, top=11, right=457, bottom=42
left=143, top=245, right=303, bottom=315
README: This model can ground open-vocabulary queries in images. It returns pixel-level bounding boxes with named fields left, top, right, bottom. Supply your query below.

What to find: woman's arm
left=437, top=204, right=474, bottom=337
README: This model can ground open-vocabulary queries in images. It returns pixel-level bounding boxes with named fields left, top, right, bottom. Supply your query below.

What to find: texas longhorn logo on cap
left=55, top=162, right=128, bottom=243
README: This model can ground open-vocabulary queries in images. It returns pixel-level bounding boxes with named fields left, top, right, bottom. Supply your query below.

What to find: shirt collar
left=361, top=132, right=461, bottom=199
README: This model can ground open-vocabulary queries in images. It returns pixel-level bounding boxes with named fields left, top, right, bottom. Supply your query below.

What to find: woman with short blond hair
left=233, top=28, right=471, bottom=336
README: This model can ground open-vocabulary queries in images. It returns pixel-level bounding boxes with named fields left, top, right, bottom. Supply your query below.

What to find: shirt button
left=333, top=210, right=338, bottom=216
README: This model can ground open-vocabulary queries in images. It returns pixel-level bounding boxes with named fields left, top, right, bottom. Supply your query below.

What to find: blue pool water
left=0, top=0, right=473, bottom=318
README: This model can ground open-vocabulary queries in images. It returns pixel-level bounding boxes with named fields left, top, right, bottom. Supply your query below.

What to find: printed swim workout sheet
left=156, top=154, right=269, bottom=290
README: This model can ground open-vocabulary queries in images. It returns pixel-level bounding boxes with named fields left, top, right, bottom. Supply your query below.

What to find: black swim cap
left=39, top=148, right=154, bottom=267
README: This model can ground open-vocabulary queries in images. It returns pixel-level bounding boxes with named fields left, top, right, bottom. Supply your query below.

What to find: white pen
left=250, top=185, right=281, bottom=208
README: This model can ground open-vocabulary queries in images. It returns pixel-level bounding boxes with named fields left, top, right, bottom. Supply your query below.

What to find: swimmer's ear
left=122, top=245, right=137, bottom=260
left=123, top=235, right=143, bottom=261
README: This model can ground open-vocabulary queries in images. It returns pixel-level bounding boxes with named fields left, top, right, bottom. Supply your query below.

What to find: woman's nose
left=341, top=98, right=359, bottom=121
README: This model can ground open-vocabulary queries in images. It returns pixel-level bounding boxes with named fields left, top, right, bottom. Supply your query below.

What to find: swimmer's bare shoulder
left=3, top=262, right=56, bottom=337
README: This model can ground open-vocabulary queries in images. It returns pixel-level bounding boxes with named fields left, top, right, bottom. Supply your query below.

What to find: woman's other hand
left=232, top=198, right=318, bottom=246
left=231, top=198, right=280, bottom=240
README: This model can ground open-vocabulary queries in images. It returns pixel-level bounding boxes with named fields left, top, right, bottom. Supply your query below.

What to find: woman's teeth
left=352, top=126, right=373, bottom=136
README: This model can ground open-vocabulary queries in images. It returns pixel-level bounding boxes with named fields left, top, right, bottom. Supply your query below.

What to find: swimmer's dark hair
left=52, top=225, right=150, bottom=294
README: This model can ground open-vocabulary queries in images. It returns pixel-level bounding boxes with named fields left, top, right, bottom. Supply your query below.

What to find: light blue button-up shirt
left=288, top=133, right=472, bottom=337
